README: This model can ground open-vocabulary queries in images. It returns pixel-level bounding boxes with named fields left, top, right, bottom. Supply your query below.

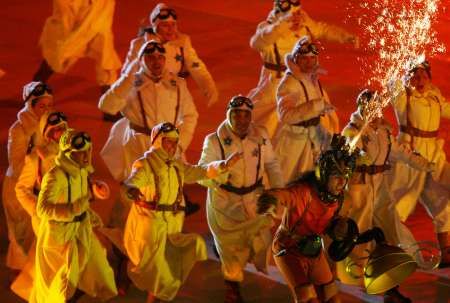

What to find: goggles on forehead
left=295, top=43, right=319, bottom=56
left=142, top=41, right=166, bottom=55
left=152, top=122, right=179, bottom=144
left=228, top=96, right=254, bottom=110
left=25, top=83, right=53, bottom=102
left=71, top=132, right=91, bottom=151
left=276, top=0, right=301, bottom=13
left=152, top=8, right=177, bottom=23
left=44, top=112, right=67, bottom=134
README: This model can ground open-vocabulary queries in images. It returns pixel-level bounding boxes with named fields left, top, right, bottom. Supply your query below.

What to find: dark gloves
left=257, top=191, right=278, bottom=214
left=126, top=187, right=144, bottom=201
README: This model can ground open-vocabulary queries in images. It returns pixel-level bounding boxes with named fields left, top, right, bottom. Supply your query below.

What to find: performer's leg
left=224, top=280, right=244, bottom=303
left=315, top=280, right=340, bottom=303
left=421, top=174, right=450, bottom=267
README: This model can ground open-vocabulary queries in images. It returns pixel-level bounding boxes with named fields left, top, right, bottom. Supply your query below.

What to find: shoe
left=437, top=232, right=450, bottom=268
left=224, top=280, right=244, bottom=303
left=383, top=286, right=411, bottom=303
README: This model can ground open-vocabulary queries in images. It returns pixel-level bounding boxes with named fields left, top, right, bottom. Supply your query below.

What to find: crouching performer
left=257, top=135, right=358, bottom=303
left=31, top=129, right=117, bottom=303
left=123, top=122, right=240, bottom=303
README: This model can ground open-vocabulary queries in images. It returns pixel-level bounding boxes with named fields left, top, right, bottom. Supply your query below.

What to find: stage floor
left=0, top=0, right=449, bottom=302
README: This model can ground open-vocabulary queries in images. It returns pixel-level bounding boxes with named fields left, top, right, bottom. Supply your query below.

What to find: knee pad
left=317, top=280, right=339, bottom=302
left=294, top=283, right=317, bottom=303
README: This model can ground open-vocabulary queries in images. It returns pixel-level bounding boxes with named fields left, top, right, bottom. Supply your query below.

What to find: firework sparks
left=349, top=0, right=445, bottom=119
left=343, top=0, right=445, bottom=151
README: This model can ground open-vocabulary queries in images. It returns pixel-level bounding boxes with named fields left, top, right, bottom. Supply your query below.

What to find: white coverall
left=249, top=8, right=354, bottom=137
left=198, top=121, right=284, bottom=282
left=39, top=0, right=121, bottom=85
left=388, top=83, right=450, bottom=233
left=338, top=112, right=432, bottom=284
left=2, top=102, right=42, bottom=270
left=124, top=147, right=223, bottom=301
left=31, top=152, right=117, bottom=303
left=121, top=30, right=218, bottom=106
left=99, top=63, right=198, bottom=182
left=274, top=57, right=339, bottom=184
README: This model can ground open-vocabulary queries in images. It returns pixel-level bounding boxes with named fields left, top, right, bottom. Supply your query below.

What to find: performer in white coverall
left=124, top=122, right=240, bottom=303
left=11, top=111, right=68, bottom=301
left=339, top=90, right=434, bottom=303
left=99, top=40, right=198, bottom=183
left=248, top=0, right=358, bottom=137
left=2, top=82, right=53, bottom=271
left=274, top=36, right=339, bottom=184
left=388, top=59, right=450, bottom=268
left=31, top=129, right=117, bottom=303
left=121, top=2, right=218, bottom=107
left=198, top=96, right=284, bottom=303
left=33, top=0, right=121, bottom=91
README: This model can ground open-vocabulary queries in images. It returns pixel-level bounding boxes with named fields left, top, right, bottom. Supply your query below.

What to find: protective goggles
left=142, top=41, right=166, bottom=55
left=152, top=122, right=179, bottom=144
left=152, top=8, right=177, bottom=22
left=407, top=60, right=430, bottom=75
left=227, top=96, right=254, bottom=110
left=276, top=0, right=301, bottom=13
left=70, top=132, right=91, bottom=150
left=43, top=112, right=67, bottom=134
left=295, top=43, right=319, bottom=56
left=24, top=83, right=53, bottom=102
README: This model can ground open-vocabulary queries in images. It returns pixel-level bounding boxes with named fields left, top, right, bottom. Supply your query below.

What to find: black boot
left=33, top=60, right=54, bottom=82
left=66, top=288, right=85, bottom=303
left=224, top=280, right=244, bottom=303
left=184, top=193, right=200, bottom=216
left=383, top=286, right=411, bottom=303
left=112, top=246, right=131, bottom=296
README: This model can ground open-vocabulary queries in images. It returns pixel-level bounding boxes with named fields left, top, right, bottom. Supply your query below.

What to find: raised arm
left=176, top=80, right=199, bottom=152
left=183, top=36, right=219, bottom=107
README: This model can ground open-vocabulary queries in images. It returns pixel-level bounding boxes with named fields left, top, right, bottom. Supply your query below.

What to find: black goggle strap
left=143, top=42, right=166, bottom=55
left=43, top=112, right=67, bottom=135
left=24, top=83, right=52, bottom=102
left=71, top=132, right=91, bottom=150
left=152, top=8, right=177, bottom=22
left=228, top=97, right=254, bottom=110
left=296, top=43, right=319, bottom=56
left=151, top=123, right=179, bottom=145
left=277, top=0, right=300, bottom=12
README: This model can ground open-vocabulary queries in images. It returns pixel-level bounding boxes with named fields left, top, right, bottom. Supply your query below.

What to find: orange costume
left=268, top=175, right=342, bottom=302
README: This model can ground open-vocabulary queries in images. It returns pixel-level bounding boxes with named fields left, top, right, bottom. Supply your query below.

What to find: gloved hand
left=257, top=191, right=278, bottom=215
left=72, top=196, right=90, bottom=216
left=127, top=187, right=144, bottom=201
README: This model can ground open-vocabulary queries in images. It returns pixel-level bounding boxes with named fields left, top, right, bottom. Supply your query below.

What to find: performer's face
left=47, top=125, right=67, bottom=142
left=326, top=174, right=347, bottom=195
left=70, top=149, right=91, bottom=168
left=230, top=110, right=252, bottom=138
left=144, top=53, right=166, bottom=77
left=161, top=137, right=178, bottom=157
left=295, top=55, right=318, bottom=73
left=156, top=21, right=178, bottom=42
left=32, top=97, right=53, bottom=118
left=410, top=68, right=430, bottom=93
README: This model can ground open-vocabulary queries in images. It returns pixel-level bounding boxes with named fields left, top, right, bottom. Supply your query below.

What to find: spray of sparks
left=345, top=0, right=445, bottom=150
